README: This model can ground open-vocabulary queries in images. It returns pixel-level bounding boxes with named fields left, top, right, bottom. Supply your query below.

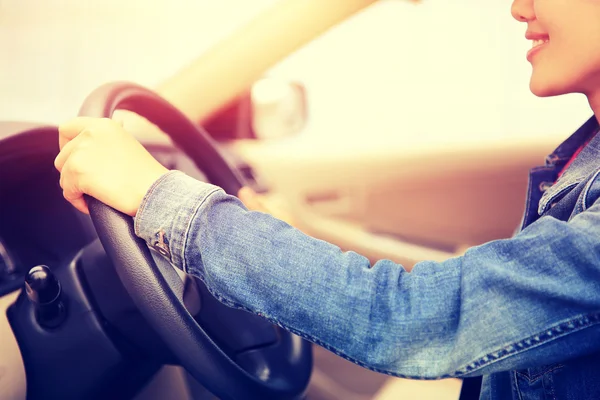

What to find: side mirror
left=202, top=78, right=307, bottom=141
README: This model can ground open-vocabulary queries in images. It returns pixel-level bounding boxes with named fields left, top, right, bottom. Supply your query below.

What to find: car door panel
left=234, top=137, right=558, bottom=268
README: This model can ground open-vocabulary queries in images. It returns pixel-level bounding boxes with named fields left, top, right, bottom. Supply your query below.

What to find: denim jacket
left=135, top=117, right=600, bottom=400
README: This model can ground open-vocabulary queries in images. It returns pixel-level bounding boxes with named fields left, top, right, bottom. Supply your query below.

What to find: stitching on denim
left=546, top=368, right=558, bottom=400
left=512, top=370, right=525, bottom=400
left=188, top=266, right=600, bottom=379
left=190, top=262, right=600, bottom=380
left=192, top=262, right=600, bottom=380
left=539, top=182, right=579, bottom=215
left=574, top=188, right=586, bottom=216
left=521, top=174, right=537, bottom=230
left=580, top=168, right=600, bottom=212
left=207, top=279, right=600, bottom=381
left=514, top=364, right=563, bottom=383
left=537, top=364, right=560, bottom=400
left=180, top=187, right=222, bottom=274
left=188, top=272, right=448, bottom=379
left=133, top=170, right=179, bottom=237
left=522, top=166, right=556, bottom=228
left=452, top=313, right=600, bottom=377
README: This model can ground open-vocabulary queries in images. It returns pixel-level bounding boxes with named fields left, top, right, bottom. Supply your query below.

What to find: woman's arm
left=134, top=170, right=600, bottom=379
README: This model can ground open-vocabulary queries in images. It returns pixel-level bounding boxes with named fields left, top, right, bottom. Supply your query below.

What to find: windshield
left=0, top=0, right=277, bottom=123
left=0, top=0, right=592, bottom=145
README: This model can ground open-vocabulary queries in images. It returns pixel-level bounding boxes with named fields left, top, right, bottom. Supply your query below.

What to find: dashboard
left=0, top=121, right=272, bottom=400
left=0, top=148, right=96, bottom=293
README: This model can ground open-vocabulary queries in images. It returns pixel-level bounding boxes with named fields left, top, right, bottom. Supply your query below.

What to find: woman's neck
left=587, top=91, right=600, bottom=124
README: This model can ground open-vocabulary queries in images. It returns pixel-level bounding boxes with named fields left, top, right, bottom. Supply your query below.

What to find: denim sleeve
left=134, top=171, right=600, bottom=379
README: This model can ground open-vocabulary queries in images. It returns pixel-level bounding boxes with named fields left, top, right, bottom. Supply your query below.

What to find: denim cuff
left=134, top=170, right=222, bottom=271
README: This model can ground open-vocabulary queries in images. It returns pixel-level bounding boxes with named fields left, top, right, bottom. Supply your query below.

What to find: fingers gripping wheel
left=79, top=82, right=312, bottom=399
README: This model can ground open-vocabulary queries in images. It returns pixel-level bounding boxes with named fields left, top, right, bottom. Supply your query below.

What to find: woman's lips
left=527, top=39, right=549, bottom=62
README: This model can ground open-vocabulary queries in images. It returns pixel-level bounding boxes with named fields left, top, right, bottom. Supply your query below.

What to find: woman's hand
left=55, top=117, right=169, bottom=216
left=237, top=186, right=297, bottom=227
left=56, top=116, right=297, bottom=224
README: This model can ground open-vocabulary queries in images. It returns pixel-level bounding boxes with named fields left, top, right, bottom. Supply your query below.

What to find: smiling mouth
left=527, top=38, right=549, bottom=62
left=531, top=39, right=549, bottom=49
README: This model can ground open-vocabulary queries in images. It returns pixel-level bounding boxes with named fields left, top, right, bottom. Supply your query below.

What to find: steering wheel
left=78, top=82, right=312, bottom=400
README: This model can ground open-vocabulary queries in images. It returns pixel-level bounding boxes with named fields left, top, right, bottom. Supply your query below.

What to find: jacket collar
left=538, top=115, right=600, bottom=215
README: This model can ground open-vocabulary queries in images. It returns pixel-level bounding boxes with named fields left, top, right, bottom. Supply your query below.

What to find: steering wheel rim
left=78, top=81, right=312, bottom=400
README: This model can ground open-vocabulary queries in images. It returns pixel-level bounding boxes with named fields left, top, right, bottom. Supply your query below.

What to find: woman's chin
left=529, top=75, right=571, bottom=98
left=530, top=84, right=555, bottom=98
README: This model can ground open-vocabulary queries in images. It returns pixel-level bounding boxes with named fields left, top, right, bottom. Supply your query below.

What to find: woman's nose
left=511, top=0, right=535, bottom=23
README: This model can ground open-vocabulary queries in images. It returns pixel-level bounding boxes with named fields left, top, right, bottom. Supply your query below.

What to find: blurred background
left=0, top=0, right=592, bottom=142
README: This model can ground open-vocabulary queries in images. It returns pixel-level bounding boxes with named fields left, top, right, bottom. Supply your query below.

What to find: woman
left=54, top=0, right=600, bottom=398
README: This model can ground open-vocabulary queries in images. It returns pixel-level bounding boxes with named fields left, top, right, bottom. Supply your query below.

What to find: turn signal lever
left=25, top=265, right=66, bottom=329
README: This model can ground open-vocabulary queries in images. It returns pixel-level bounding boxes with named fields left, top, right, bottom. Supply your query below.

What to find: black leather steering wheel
left=78, top=82, right=312, bottom=399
